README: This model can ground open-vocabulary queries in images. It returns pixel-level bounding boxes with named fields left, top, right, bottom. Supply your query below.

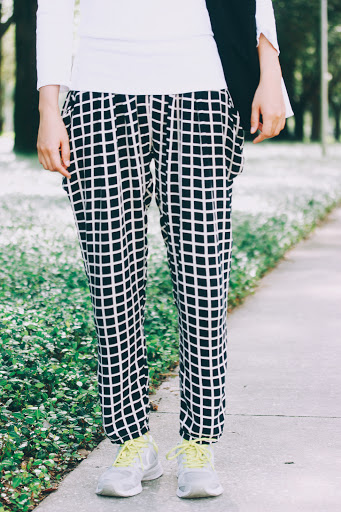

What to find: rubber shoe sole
left=177, top=480, right=224, bottom=499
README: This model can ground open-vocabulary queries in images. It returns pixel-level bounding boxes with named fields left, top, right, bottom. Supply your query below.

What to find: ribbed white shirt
left=36, top=0, right=294, bottom=118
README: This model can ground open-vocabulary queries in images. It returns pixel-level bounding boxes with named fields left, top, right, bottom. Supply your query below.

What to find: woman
left=36, top=0, right=294, bottom=500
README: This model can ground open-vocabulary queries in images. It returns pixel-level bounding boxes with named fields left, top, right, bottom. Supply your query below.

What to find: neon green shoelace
left=165, top=438, right=216, bottom=469
left=112, top=435, right=156, bottom=469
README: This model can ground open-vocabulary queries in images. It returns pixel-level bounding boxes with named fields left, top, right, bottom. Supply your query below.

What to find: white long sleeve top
left=36, top=0, right=294, bottom=118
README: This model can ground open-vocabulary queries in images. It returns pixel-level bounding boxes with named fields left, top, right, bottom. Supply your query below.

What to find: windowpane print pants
left=60, top=88, right=245, bottom=444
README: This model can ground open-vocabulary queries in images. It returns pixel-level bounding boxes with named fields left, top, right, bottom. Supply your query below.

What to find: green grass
left=1, top=140, right=341, bottom=511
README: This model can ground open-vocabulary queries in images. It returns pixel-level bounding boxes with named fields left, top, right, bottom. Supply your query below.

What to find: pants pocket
left=60, top=90, right=77, bottom=132
left=225, top=94, right=245, bottom=181
left=60, top=91, right=78, bottom=192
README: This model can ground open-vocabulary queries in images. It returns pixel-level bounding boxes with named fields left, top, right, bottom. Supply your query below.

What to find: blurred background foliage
left=0, top=0, right=340, bottom=152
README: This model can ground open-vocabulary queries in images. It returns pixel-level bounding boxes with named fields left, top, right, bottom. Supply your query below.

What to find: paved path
left=34, top=207, right=341, bottom=512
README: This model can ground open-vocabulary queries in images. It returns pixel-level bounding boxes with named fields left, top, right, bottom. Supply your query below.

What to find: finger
left=274, top=119, right=284, bottom=137
left=252, top=122, right=264, bottom=144
left=37, top=149, right=45, bottom=168
left=272, top=116, right=285, bottom=137
left=39, top=153, right=49, bottom=170
left=60, top=136, right=70, bottom=169
left=38, top=144, right=55, bottom=171
left=280, top=117, right=286, bottom=132
left=250, top=103, right=260, bottom=134
left=43, top=151, right=54, bottom=172
left=260, top=118, right=275, bottom=139
left=253, top=132, right=267, bottom=144
left=50, top=150, right=71, bottom=178
left=271, top=111, right=286, bottom=137
left=253, top=115, right=283, bottom=142
left=37, top=145, right=48, bottom=169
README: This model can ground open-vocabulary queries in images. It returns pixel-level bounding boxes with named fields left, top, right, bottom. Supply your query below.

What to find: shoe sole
left=95, top=460, right=164, bottom=498
left=177, top=483, right=224, bottom=499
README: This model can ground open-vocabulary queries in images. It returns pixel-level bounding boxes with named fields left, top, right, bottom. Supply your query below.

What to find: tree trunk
left=294, top=101, right=304, bottom=141
left=13, top=0, right=39, bottom=153
left=310, top=87, right=321, bottom=142
left=333, top=105, right=340, bottom=142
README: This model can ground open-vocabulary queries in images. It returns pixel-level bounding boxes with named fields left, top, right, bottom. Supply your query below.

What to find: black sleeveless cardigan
left=205, top=0, right=261, bottom=131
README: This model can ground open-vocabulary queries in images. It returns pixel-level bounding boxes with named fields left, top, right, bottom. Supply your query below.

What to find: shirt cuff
left=281, top=76, right=295, bottom=118
left=37, top=79, right=71, bottom=93
left=256, top=30, right=280, bottom=56
left=255, top=0, right=280, bottom=55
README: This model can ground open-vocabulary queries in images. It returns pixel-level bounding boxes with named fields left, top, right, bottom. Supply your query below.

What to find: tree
left=0, top=1, right=14, bottom=133
left=328, top=25, right=341, bottom=141
left=275, top=0, right=341, bottom=141
left=13, top=0, right=39, bottom=153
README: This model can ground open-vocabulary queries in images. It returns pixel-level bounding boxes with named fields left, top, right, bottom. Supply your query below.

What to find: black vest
left=205, top=0, right=260, bottom=131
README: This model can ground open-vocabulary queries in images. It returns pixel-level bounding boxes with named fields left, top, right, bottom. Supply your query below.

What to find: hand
left=250, top=70, right=286, bottom=143
left=251, top=33, right=286, bottom=144
left=37, top=85, right=71, bottom=179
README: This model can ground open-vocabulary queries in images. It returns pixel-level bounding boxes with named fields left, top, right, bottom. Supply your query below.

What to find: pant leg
left=152, top=89, right=245, bottom=442
left=61, top=91, right=155, bottom=444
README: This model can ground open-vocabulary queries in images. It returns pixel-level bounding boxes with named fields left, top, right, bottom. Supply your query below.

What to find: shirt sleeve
left=36, top=0, right=76, bottom=92
left=255, top=0, right=280, bottom=56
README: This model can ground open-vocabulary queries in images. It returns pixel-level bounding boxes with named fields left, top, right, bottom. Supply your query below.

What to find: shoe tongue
left=184, top=443, right=214, bottom=465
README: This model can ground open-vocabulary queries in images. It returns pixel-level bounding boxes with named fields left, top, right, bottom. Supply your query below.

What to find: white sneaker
left=166, top=437, right=224, bottom=498
left=95, top=432, right=163, bottom=497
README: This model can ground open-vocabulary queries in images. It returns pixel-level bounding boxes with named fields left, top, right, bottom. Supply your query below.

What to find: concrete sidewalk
left=34, top=207, right=341, bottom=512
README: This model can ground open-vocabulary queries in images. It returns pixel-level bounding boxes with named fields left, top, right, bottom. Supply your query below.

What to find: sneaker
left=166, top=437, right=224, bottom=498
left=95, top=432, right=163, bottom=497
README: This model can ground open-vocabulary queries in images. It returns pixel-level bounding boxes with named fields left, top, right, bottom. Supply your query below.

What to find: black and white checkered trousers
left=60, top=88, right=245, bottom=444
